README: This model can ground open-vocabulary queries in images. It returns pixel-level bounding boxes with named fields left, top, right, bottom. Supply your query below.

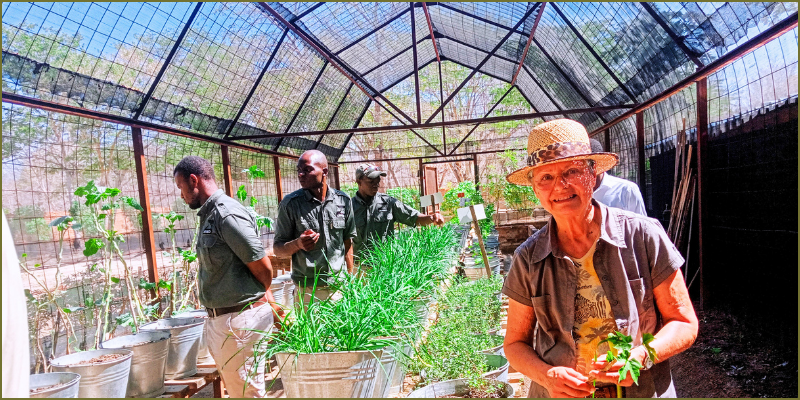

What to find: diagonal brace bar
left=274, top=60, right=329, bottom=151
left=511, top=2, right=546, bottom=86
left=639, top=2, right=704, bottom=68
left=134, top=2, right=203, bottom=120
left=448, top=84, right=515, bottom=155
left=425, top=3, right=540, bottom=124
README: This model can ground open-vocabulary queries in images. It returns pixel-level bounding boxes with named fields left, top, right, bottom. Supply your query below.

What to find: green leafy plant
left=236, top=165, right=274, bottom=232
left=73, top=180, right=149, bottom=346
left=594, top=332, right=658, bottom=398
left=386, top=187, right=420, bottom=210
left=442, top=181, right=495, bottom=236
left=157, top=211, right=200, bottom=316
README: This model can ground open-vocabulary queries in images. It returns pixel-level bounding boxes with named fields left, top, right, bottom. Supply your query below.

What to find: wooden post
left=273, top=156, right=283, bottom=202
left=131, top=127, right=159, bottom=297
left=695, top=78, right=709, bottom=308
left=469, top=205, right=492, bottom=277
left=604, top=129, right=611, bottom=152
left=636, top=111, right=646, bottom=205
left=220, top=146, right=234, bottom=197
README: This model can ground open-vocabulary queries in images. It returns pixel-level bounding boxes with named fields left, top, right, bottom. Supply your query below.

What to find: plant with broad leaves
left=73, top=180, right=150, bottom=347
left=592, top=331, right=658, bottom=398
left=236, top=165, right=274, bottom=233
left=156, top=211, right=200, bottom=316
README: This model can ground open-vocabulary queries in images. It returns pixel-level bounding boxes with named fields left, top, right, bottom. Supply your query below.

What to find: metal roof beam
left=290, top=2, right=325, bottom=22
left=337, top=99, right=373, bottom=159
left=421, top=2, right=441, bottom=62
left=2, top=92, right=312, bottom=162
left=274, top=60, right=329, bottom=151
left=257, top=2, right=418, bottom=126
left=229, top=104, right=634, bottom=140
left=639, top=2, right=704, bottom=68
left=315, top=82, right=354, bottom=149
left=334, top=9, right=410, bottom=55
left=223, top=29, right=289, bottom=140
left=133, top=2, right=202, bottom=120
left=589, top=11, right=797, bottom=136
left=550, top=3, right=638, bottom=102
left=448, top=84, right=515, bottom=155
left=411, top=2, right=421, bottom=124
left=531, top=37, right=608, bottom=123
left=339, top=147, right=527, bottom=164
left=436, top=3, right=527, bottom=36
left=362, top=36, right=429, bottom=76
left=425, top=3, right=540, bottom=124
left=511, top=2, right=545, bottom=86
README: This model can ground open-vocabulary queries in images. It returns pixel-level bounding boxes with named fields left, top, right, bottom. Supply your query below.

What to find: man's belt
left=206, top=301, right=262, bottom=318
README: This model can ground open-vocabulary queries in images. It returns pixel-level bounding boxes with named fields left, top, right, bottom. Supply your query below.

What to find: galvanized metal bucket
left=174, top=309, right=214, bottom=365
left=275, top=350, right=383, bottom=398
left=482, top=354, right=509, bottom=383
left=371, top=339, right=413, bottom=398
left=406, top=378, right=514, bottom=398
left=411, top=296, right=431, bottom=325
left=101, top=331, right=171, bottom=398
left=50, top=349, right=133, bottom=398
left=141, top=317, right=204, bottom=379
left=29, top=372, right=81, bottom=398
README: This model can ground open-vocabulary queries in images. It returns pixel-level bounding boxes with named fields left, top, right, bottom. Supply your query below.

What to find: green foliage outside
left=11, top=205, right=51, bottom=241
left=442, top=181, right=495, bottom=235
left=341, top=182, right=357, bottom=198
left=386, top=187, right=420, bottom=210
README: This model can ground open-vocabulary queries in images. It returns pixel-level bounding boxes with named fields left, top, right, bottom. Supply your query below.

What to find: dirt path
left=671, top=302, right=797, bottom=398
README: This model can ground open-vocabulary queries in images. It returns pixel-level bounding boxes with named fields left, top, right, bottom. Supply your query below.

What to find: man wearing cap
left=589, top=138, right=647, bottom=216
left=352, top=163, right=444, bottom=259
left=273, top=150, right=356, bottom=304
left=501, top=119, right=697, bottom=398
left=173, top=156, right=281, bottom=398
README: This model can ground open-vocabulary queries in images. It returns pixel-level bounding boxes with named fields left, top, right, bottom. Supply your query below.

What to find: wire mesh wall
left=228, top=147, right=279, bottom=249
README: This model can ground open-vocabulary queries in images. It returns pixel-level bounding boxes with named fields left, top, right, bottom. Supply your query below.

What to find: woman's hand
left=543, top=366, right=595, bottom=398
left=588, top=359, right=636, bottom=387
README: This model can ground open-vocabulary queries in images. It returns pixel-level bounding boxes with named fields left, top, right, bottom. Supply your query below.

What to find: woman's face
left=529, top=160, right=596, bottom=219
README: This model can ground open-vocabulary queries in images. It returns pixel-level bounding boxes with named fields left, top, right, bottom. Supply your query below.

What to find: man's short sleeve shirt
left=273, top=187, right=356, bottom=286
left=195, top=189, right=266, bottom=309
left=352, top=192, right=420, bottom=257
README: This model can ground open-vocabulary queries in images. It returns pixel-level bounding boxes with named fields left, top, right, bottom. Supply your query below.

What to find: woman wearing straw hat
left=502, top=119, right=698, bottom=398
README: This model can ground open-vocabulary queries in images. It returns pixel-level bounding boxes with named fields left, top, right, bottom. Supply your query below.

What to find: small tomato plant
left=594, top=331, right=658, bottom=398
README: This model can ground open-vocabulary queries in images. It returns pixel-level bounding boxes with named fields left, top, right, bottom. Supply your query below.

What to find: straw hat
left=506, top=119, right=618, bottom=186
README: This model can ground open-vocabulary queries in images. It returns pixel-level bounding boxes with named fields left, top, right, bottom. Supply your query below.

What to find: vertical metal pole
left=273, top=156, right=283, bottom=202
left=636, top=111, right=646, bottom=204
left=473, top=154, right=480, bottom=191
left=439, top=62, right=446, bottom=154
left=419, top=158, right=425, bottom=213
left=332, top=165, right=340, bottom=190
left=604, top=129, right=611, bottom=152
left=221, top=146, right=234, bottom=197
left=695, top=78, right=708, bottom=308
left=131, top=127, right=159, bottom=297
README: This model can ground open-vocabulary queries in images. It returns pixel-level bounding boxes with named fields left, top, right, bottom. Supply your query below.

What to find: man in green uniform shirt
left=352, top=163, right=443, bottom=259
left=173, top=156, right=281, bottom=398
left=273, top=150, right=357, bottom=304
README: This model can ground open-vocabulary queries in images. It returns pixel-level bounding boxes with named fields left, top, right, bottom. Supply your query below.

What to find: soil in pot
left=440, top=385, right=506, bottom=398
left=30, top=383, right=68, bottom=395
left=74, top=353, right=126, bottom=365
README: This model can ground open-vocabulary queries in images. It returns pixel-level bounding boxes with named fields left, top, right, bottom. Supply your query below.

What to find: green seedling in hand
left=593, top=332, right=657, bottom=398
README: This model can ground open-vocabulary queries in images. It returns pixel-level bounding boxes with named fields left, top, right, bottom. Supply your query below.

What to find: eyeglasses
left=529, top=165, right=593, bottom=190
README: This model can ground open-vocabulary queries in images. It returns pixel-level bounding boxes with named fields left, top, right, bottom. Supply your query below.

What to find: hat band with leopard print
left=526, top=141, right=592, bottom=167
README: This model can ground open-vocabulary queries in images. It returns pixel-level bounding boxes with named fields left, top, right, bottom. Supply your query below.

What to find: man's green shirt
left=352, top=192, right=420, bottom=258
left=273, top=187, right=356, bottom=286
left=195, top=189, right=266, bottom=309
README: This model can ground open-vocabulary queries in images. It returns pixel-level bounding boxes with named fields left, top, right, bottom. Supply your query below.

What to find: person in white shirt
left=3, top=212, right=30, bottom=397
left=589, top=139, right=647, bottom=216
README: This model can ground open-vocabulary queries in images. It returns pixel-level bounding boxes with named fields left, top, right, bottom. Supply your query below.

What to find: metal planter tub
left=411, top=296, right=432, bottom=325
left=50, top=349, right=133, bottom=398
left=481, top=354, right=510, bottom=383
left=141, top=317, right=204, bottom=379
left=29, top=372, right=81, bottom=398
left=174, top=309, right=214, bottom=365
left=275, top=350, right=384, bottom=398
left=407, top=378, right=514, bottom=398
left=101, top=331, right=171, bottom=398
left=372, top=340, right=413, bottom=398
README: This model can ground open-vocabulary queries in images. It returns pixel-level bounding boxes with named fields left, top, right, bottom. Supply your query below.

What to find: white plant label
left=419, top=192, right=443, bottom=208
left=457, top=204, right=486, bottom=224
